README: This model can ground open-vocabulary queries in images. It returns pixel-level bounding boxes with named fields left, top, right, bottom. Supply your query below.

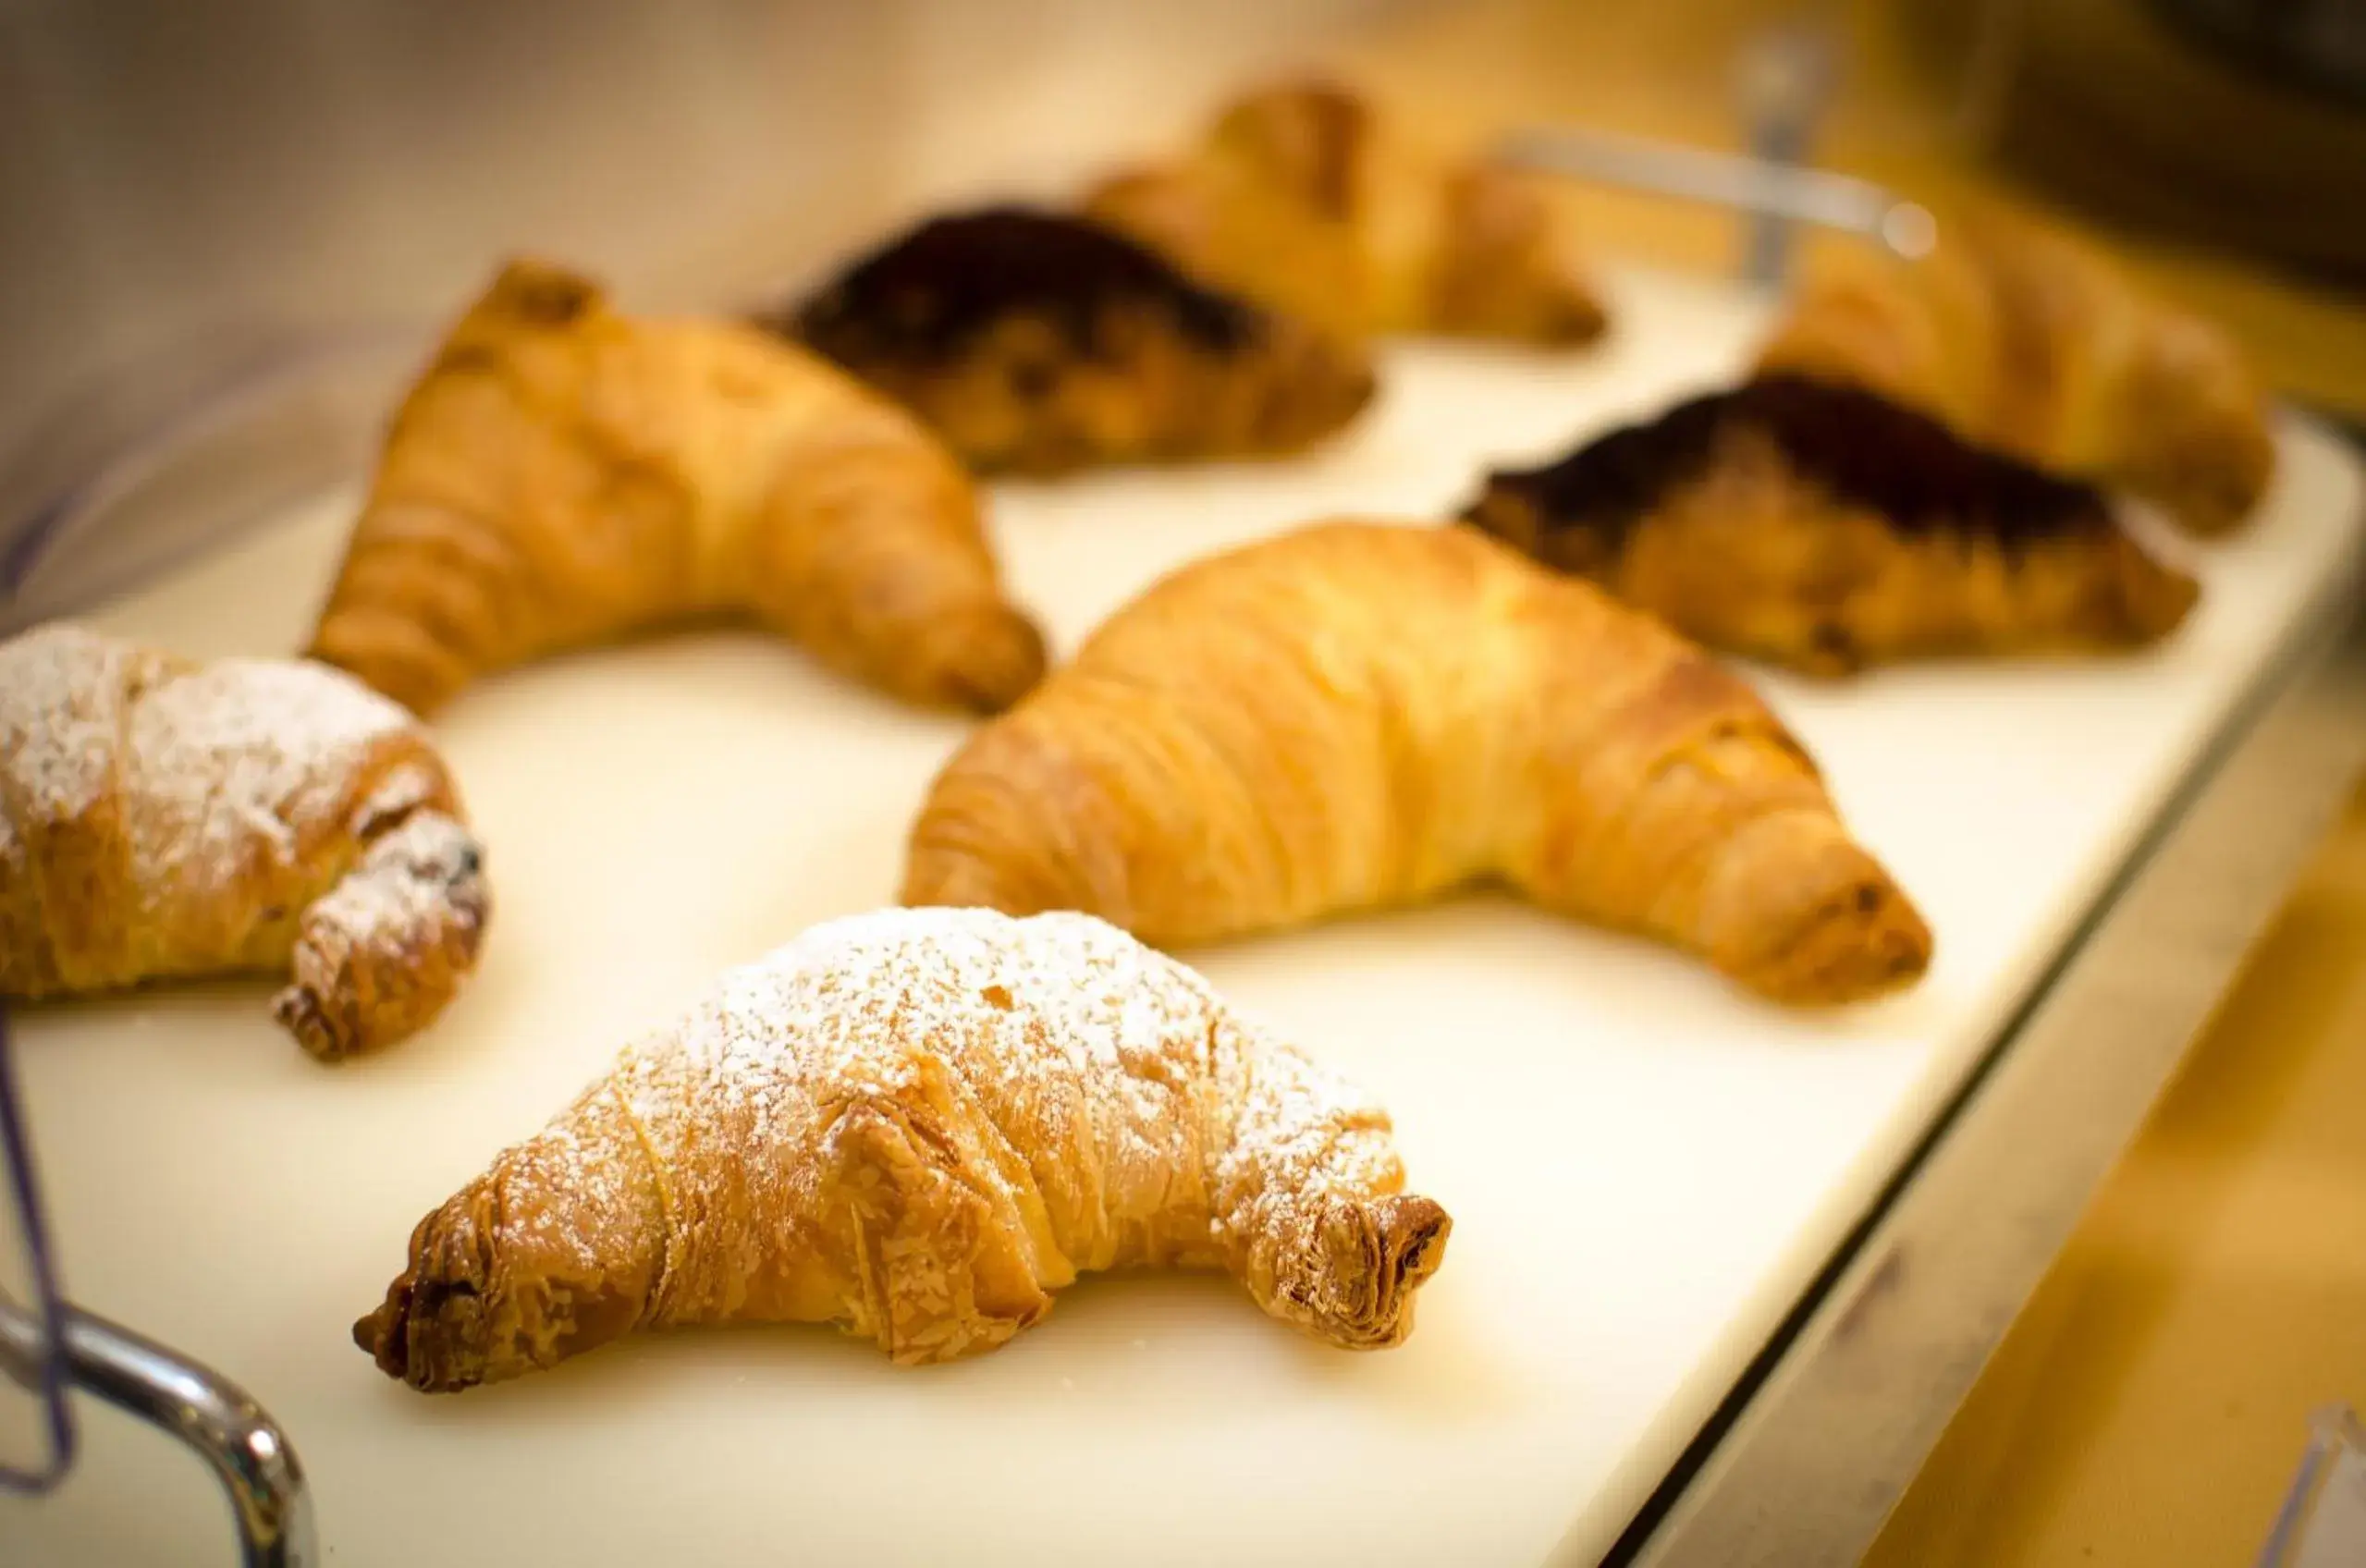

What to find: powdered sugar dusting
left=380, top=900, right=1441, bottom=1380
left=540, top=907, right=1418, bottom=1330
left=0, top=624, right=158, bottom=825
left=3, top=624, right=482, bottom=1045
left=640, top=907, right=1258, bottom=1272
left=298, top=801, right=480, bottom=949
left=125, top=655, right=418, bottom=896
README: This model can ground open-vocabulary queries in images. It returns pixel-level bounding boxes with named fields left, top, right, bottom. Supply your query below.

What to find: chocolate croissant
left=356, top=907, right=1450, bottom=1389
left=308, top=258, right=1046, bottom=718
left=0, top=624, right=488, bottom=1060
left=774, top=206, right=1376, bottom=475
left=1756, top=207, right=2275, bottom=535
left=1465, top=374, right=2201, bottom=676
left=1085, top=78, right=1607, bottom=346
left=903, top=521, right=1931, bottom=1006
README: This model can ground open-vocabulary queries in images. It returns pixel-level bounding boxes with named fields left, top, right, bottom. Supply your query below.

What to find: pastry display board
left=6, top=265, right=2360, bottom=1568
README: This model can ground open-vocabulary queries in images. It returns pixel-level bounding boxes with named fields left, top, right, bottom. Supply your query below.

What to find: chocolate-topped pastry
left=1465, top=373, right=2200, bottom=676
left=766, top=206, right=1374, bottom=477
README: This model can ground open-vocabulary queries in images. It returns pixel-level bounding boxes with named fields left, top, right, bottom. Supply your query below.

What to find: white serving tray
left=6, top=266, right=2360, bottom=1568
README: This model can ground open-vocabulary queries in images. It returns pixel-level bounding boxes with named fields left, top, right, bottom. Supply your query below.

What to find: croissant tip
left=273, top=983, right=350, bottom=1063
left=355, top=1290, right=410, bottom=1381
left=1730, top=858, right=1935, bottom=1007
left=935, top=607, right=1048, bottom=715
left=1386, top=1194, right=1453, bottom=1282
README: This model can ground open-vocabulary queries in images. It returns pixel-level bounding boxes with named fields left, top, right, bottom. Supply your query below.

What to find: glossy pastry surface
left=310, top=258, right=1046, bottom=717
left=904, top=521, right=1930, bottom=1005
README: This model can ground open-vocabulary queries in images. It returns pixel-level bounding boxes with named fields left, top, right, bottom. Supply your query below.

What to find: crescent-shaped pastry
left=1, top=623, right=488, bottom=1060
left=776, top=206, right=1376, bottom=475
left=903, top=521, right=1931, bottom=1005
left=1756, top=207, right=2275, bottom=535
left=309, top=259, right=1047, bottom=717
left=1465, top=374, right=2201, bottom=675
left=1086, top=78, right=1608, bottom=346
left=356, top=907, right=1449, bottom=1387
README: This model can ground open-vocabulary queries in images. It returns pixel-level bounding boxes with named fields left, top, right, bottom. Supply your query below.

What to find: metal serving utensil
left=1495, top=23, right=1936, bottom=285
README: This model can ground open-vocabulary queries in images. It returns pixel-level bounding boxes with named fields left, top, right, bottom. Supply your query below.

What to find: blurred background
left=6, top=0, right=2365, bottom=452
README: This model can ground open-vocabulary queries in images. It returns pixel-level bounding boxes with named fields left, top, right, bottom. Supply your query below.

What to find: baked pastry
left=1755, top=207, right=2275, bottom=535
left=1465, top=374, right=2201, bottom=676
left=308, top=258, right=1046, bottom=718
left=355, top=906, right=1449, bottom=1389
left=902, top=521, right=1930, bottom=1005
left=772, top=206, right=1376, bottom=475
left=1085, top=78, right=1607, bottom=346
left=0, top=624, right=489, bottom=1060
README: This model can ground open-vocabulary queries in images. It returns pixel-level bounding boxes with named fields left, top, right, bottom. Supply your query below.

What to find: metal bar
left=1495, top=125, right=1936, bottom=263
left=1609, top=570, right=2366, bottom=1567
left=1735, top=26, right=1838, bottom=286
left=0, top=1004, right=74, bottom=1494
left=57, top=1307, right=317, bottom=1568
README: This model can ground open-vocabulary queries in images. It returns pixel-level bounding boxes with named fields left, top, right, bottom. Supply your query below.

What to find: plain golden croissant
left=1466, top=374, right=2201, bottom=676
left=0, top=624, right=489, bottom=1060
left=308, top=258, right=1047, bottom=718
left=775, top=206, right=1377, bottom=475
left=1754, top=207, right=2275, bottom=535
left=355, top=907, right=1450, bottom=1389
left=1085, top=78, right=1607, bottom=346
left=902, top=521, right=1931, bottom=1006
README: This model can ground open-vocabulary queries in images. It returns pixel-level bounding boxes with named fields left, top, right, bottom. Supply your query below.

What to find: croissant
left=773, top=206, right=1376, bottom=475
left=0, top=624, right=489, bottom=1060
left=902, top=521, right=1931, bottom=1005
left=355, top=907, right=1450, bottom=1389
left=1085, top=78, right=1607, bottom=346
left=1465, top=374, right=2201, bottom=676
left=1754, top=207, right=2275, bottom=535
left=307, top=258, right=1047, bottom=718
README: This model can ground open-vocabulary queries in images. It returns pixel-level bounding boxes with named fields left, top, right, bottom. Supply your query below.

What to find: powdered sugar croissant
left=0, top=623, right=489, bottom=1060
left=904, top=521, right=1931, bottom=1005
left=356, top=907, right=1449, bottom=1389
left=309, top=258, right=1046, bottom=717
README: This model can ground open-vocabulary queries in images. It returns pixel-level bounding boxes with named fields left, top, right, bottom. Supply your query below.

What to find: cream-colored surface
left=0, top=268, right=2358, bottom=1567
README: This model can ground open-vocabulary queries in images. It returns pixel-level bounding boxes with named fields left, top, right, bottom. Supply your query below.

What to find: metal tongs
left=0, top=1005, right=317, bottom=1567
left=1494, top=24, right=1935, bottom=285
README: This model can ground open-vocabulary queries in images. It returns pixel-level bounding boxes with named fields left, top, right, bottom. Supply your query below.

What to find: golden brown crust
left=901, top=521, right=1930, bottom=1006
left=778, top=207, right=1376, bottom=475
left=354, top=909, right=1450, bottom=1389
left=0, top=624, right=489, bottom=1059
left=1085, top=78, right=1607, bottom=346
left=1465, top=374, right=2201, bottom=675
left=308, top=257, right=1046, bottom=717
left=1756, top=207, right=2275, bottom=535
